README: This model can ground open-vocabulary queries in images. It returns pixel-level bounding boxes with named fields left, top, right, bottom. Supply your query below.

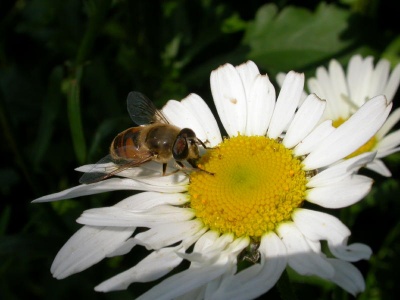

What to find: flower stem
left=277, top=269, right=298, bottom=300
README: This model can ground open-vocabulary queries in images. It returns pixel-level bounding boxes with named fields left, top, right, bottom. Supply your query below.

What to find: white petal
left=95, top=246, right=183, bottom=292
left=292, top=208, right=350, bottom=245
left=182, top=233, right=235, bottom=265
left=306, top=175, right=373, bottom=208
left=114, top=192, right=189, bottom=211
left=307, top=78, right=327, bottom=103
left=275, top=72, right=286, bottom=88
left=294, top=120, right=335, bottom=156
left=307, top=152, right=376, bottom=187
left=210, top=63, right=247, bottom=136
left=330, top=243, right=372, bottom=262
left=327, top=59, right=351, bottom=118
left=283, top=94, right=326, bottom=149
left=51, top=226, right=134, bottom=279
left=32, top=177, right=187, bottom=203
left=376, top=107, right=400, bottom=139
left=347, top=55, right=374, bottom=107
left=277, top=222, right=334, bottom=279
left=192, top=231, right=220, bottom=253
left=236, top=60, right=260, bottom=100
left=77, top=205, right=195, bottom=227
left=292, top=208, right=371, bottom=261
left=303, top=95, right=392, bottom=170
left=368, top=58, right=390, bottom=98
left=245, top=74, right=276, bottom=136
left=137, top=258, right=231, bottom=300
left=376, top=128, right=400, bottom=152
left=326, top=258, right=365, bottom=296
left=279, top=72, right=308, bottom=105
left=268, top=71, right=304, bottom=138
left=376, top=146, right=400, bottom=158
left=365, top=159, right=392, bottom=176
left=162, top=94, right=222, bottom=147
left=162, top=99, right=203, bottom=132
left=211, top=232, right=286, bottom=300
left=180, top=93, right=222, bottom=146
left=76, top=160, right=187, bottom=180
left=134, top=220, right=204, bottom=250
left=383, top=62, right=400, bottom=102
left=107, top=238, right=138, bottom=257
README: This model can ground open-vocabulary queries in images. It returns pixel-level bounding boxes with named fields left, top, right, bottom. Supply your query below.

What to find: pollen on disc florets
left=188, top=135, right=307, bottom=239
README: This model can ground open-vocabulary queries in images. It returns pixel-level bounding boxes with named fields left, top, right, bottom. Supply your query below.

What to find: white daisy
left=306, top=54, right=400, bottom=176
left=33, top=61, right=392, bottom=299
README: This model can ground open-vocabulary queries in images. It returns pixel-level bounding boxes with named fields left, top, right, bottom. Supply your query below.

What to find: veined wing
left=127, top=91, right=169, bottom=125
left=79, top=151, right=154, bottom=184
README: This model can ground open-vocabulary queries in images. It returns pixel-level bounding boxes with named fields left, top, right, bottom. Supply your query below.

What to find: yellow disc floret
left=188, top=135, right=307, bottom=239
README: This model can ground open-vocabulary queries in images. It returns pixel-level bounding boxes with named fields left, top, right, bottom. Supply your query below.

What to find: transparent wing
left=127, top=91, right=169, bottom=125
left=79, top=150, right=155, bottom=184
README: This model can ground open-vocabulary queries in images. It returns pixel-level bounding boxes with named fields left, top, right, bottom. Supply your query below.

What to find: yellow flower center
left=333, top=117, right=377, bottom=158
left=188, top=135, right=307, bottom=239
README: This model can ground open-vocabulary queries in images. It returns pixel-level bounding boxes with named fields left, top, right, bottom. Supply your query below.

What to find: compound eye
left=172, top=136, right=188, bottom=160
left=179, top=128, right=196, bottom=138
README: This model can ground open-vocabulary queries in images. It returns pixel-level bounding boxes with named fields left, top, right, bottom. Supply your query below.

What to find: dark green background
left=1, top=0, right=399, bottom=299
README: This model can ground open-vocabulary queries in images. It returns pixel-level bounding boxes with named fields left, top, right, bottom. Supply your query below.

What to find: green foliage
left=1, top=0, right=399, bottom=299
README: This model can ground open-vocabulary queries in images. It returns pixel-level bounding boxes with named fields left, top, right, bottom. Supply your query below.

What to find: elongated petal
left=347, top=56, right=373, bottom=107
left=32, top=177, right=187, bottom=203
left=75, top=160, right=187, bottom=179
left=277, top=223, right=334, bottom=279
left=116, top=192, right=189, bottom=211
left=376, top=107, right=400, bottom=139
left=292, top=209, right=350, bottom=244
left=330, top=243, right=372, bottom=262
left=383, top=63, right=400, bottom=102
left=303, top=95, right=391, bottom=170
left=137, top=258, right=231, bottom=300
left=51, top=226, right=134, bottom=279
left=77, top=206, right=195, bottom=227
left=365, top=159, right=392, bottom=176
left=162, top=94, right=222, bottom=147
left=368, top=58, right=390, bottom=99
left=134, top=220, right=204, bottom=250
left=294, top=120, right=335, bottom=156
left=268, top=71, right=304, bottom=138
left=283, top=94, right=326, bottom=149
left=245, top=74, right=276, bottom=136
left=327, top=59, right=350, bottom=118
left=306, top=175, right=373, bottom=208
left=307, top=152, right=376, bottom=187
left=211, top=232, right=286, bottom=300
left=327, top=258, right=365, bottom=296
left=95, top=247, right=183, bottom=292
left=211, top=63, right=247, bottom=136
left=162, top=99, right=209, bottom=142
left=376, top=128, right=400, bottom=152
left=236, top=60, right=260, bottom=100
left=181, top=93, right=222, bottom=146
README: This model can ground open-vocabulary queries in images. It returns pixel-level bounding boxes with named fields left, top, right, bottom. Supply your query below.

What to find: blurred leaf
left=66, top=75, right=87, bottom=164
left=383, top=36, right=400, bottom=66
left=32, top=66, right=63, bottom=169
left=221, top=13, right=247, bottom=33
left=87, top=117, right=128, bottom=162
left=244, top=3, right=355, bottom=74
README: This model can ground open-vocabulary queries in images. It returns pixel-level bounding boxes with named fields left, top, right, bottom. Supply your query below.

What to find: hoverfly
left=79, top=92, right=208, bottom=184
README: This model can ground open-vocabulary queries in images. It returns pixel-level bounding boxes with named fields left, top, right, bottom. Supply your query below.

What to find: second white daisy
left=307, top=54, right=400, bottom=176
